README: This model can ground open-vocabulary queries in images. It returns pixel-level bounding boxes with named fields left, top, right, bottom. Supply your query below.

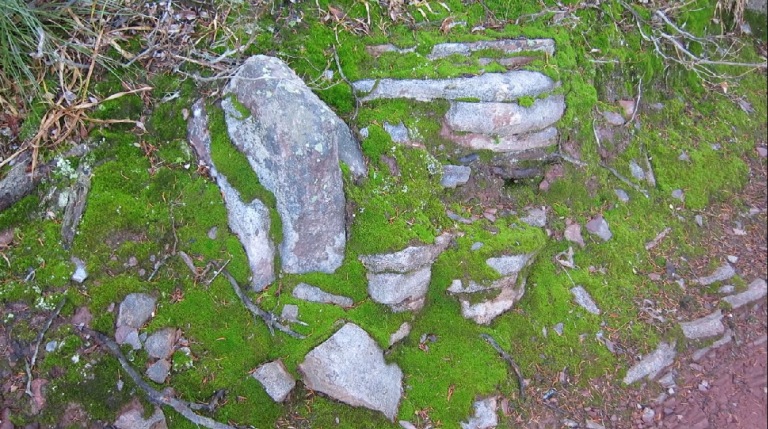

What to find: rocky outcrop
left=298, top=323, right=402, bottom=421
left=222, top=55, right=366, bottom=274
left=359, top=233, right=452, bottom=312
left=188, top=100, right=275, bottom=291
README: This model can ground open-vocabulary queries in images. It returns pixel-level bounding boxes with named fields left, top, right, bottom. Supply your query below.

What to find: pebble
left=45, top=341, right=57, bottom=353
left=727, top=255, right=738, bottom=263
left=553, top=323, right=564, bottom=336
left=678, top=151, right=690, bottom=162
left=641, top=407, right=655, bottom=424
left=629, top=160, right=645, bottom=181
left=471, top=242, right=484, bottom=251
left=615, top=189, right=630, bottom=203
left=758, top=146, right=767, bottom=158
left=711, top=143, right=721, bottom=150
left=694, top=215, right=703, bottom=227
left=127, top=256, right=138, bottom=267
left=71, top=257, right=88, bottom=284
left=671, top=189, right=684, bottom=201
left=207, top=226, right=218, bottom=239
left=602, top=111, right=625, bottom=126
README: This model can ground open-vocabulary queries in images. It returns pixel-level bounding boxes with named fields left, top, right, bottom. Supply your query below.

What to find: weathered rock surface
left=146, top=359, right=171, bottom=384
left=585, top=214, right=612, bottom=241
left=460, top=396, right=499, bottom=429
left=252, top=360, right=295, bottom=402
left=445, top=96, right=565, bottom=136
left=144, top=328, right=178, bottom=360
left=353, top=71, right=557, bottom=103
left=696, top=263, right=736, bottom=286
left=188, top=100, right=275, bottom=291
left=71, top=257, right=88, bottom=283
left=427, top=38, right=555, bottom=59
left=680, top=310, right=725, bottom=340
left=440, top=124, right=558, bottom=153
left=292, top=283, right=354, bottom=308
left=298, top=323, right=402, bottom=421
left=571, top=286, right=601, bottom=315
left=520, top=207, right=547, bottom=228
left=384, top=121, right=410, bottom=143
left=360, top=234, right=452, bottom=312
left=389, top=322, right=411, bottom=346
left=117, top=293, right=156, bottom=329
left=564, top=222, right=585, bottom=247
left=223, top=55, right=363, bottom=274
left=114, top=401, right=167, bottom=429
left=722, top=278, right=767, bottom=308
left=441, top=165, right=472, bottom=188
left=486, top=254, right=535, bottom=276
left=623, top=341, right=677, bottom=384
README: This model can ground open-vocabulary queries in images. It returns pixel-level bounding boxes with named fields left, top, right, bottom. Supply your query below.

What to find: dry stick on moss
left=80, top=328, right=237, bottom=429
left=332, top=44, right=360, bottom=121
left=219, top=268, right=305, bottom=339
left=480, top=334, right=526, bottom=401
left=592, top=121, right=650, bottom=198
left=25, top=298, right=65, bottom=398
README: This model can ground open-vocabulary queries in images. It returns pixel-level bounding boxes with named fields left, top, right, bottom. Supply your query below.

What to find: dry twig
left=25, top=298, right=65, bottom=399
left=480, top=333, right=526, bottom=400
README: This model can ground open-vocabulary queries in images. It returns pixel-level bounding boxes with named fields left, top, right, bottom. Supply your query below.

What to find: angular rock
left=281, top=304, right=300, bottom=322
left=146, top=359, right=171, bottom=384
left=585, top=214, right=612, bottom=241
left=298, top=323, right=402, bottom=421
left=360, top=233, right=452, bottom=273
left=602, top=111, right=625, bottom=126
left=71, top=257, right=88, bottom=283
left=571, top=286, right=601, bottom=315
left=116, top=293, right=157, bottom=329
left=384, top=122, right=410, bottom=143
left=623, top=342, right=677, bottom=384
left=692, top=329, right=733, bottom=362
left=448, top=279, right=504, bottom=294
left=615, top=189, right=630, bottom=203
left=722, top=278, right=767, bottom=309
left=144, top=328, right=178, bottom=360
left=486, top=254, right=535, bottom=276
left=460, top=396, right=499, bottom=429
left=696, top=263, right=736, bottom=286
left=252, top=360, right=295, bottom=402
left=629, top=160, right=645, bottom=181
left=460, top=277, right=528, bottom=325
left=441, top=165, right=471, bottom=188
left=564, top=223, right=585, bottom=248
left=389, top=322, right=411, bottom=346
left=440, top=123, right=558, bottom=153
left=292, top=283, right=354, bottom=308
left=520, top=207, right=547, bottom=228
left=427, top=39, right=555, bottom=60
left=353, top=71, right=557, bottom=103
left=114, top=403, right=167, bottom=429
left=115, top=326, right=142, bottom=351
left=445, top=96, right=565, bottom=136
left=680, top=310, right=725, bottom=340
left=368, top=267, right=431, bottom=312
left=223, top=55, right=360, bottom=274
left=671, top=189, right=685, bottom=201
left=188, top=100, right=275, bottom=291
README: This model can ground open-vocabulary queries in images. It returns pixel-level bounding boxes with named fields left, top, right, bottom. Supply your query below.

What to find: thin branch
left=25, top=298, right=65, bottom=398
left=480, top=334, right=526, bottom=400
left=625, top=77, right=642, bottom=127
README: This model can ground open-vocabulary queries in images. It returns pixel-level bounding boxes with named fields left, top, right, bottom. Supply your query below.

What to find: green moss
left=518, top=95, right=535, bottom=108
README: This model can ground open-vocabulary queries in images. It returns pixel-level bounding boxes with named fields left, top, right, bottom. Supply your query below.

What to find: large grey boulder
left=298, top=323, right=403, bottom=421
left=353, top=71, right=557, bottom=103
left=222, top=55, right=364, bottom=274
left=187, top=100, right=275, bottom=290
left=359, top=233, right=452, bottom=312
left=445, top=96, right=565, bottom=136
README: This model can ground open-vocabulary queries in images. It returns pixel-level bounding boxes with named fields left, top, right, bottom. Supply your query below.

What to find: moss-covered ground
left=0, top=0, right=765, bottom=427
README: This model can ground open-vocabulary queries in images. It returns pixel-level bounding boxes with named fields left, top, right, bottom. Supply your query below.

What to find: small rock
left=586, top=420, right=606, bottom=429
left=564, top=223, right=585, bottom=248
left=471, top=242, right=484, bottom=251
left=671, top=189, right=684, bottom=201
left=711, top=143, right=721, bottom=150
left=553, top=323, right=564, bottom=336
left=399, top=421, right=418, bottom=429
left=642, top=407, right=655, bottom=424
left=562, top=419, right=579, bottom=428
left=45, top=341, right=57, bottom=353
left=520, top=207, right=547, bottom=227
left=623, top=342, right=677, bottom=384
left=602, top=111, right=625, bottom=126
left=126, top=256, right=138, bottom=268
left=115, top=325, right=142, bottom=350
left=71, top=306, right=92, bottom=328
left=71, top=257, right=88, bottom=284
left=384, top=121, right=410, bottom=143
left=694, top=215, right=704, bottom=227
left=648, top=273, right=662, bottom=281
left=389, top=322, right=411, bottom=346
left=459, top=153, right=480, bottom=164
left=116, top=293, right=157, bottom=329
left=679, top=310, right=725, bottom=340
left=486, top=254, right=535, bottom=276
left=252, top=360, right=296, bottom=402
left=629, top=160, right=645, bottom=181
left=727, top=255, right=738, bottom=263
left=281, top=304, right=299, bottom=322
left=757, top=146, right=767, bottom=158
left=207, top=226, right=218, bottom=239
left=146, top=359, right=171, bottom=383
left=292, top=283, right=354, bottom=308
left=571, top=286, right=601, bottom=315
left=615, top=188, right=630, bottom=203
left=722, top=278, right=767, bottom=309
left=114, top=401, right=167, bottom=429
left=658, top=371, right=677, bottom=389
left=718, top=285, right=735, bottom=294
left=144, top=328, right=178, bottom=360
left=678, top=151, right=690, bottom=162
left=698, top=380, right=710, bottom=392
left=696, top=263, right=736, bottom=286
left=460, top=396, right=498, bottom=429
left=441, top=165, right=471, bottom=188
left=585, top=214, right=612, bottom=241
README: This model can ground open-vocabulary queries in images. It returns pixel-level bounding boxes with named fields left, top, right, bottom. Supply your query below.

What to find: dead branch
left=80, top=328, right=237, bottom=429
left=645, top=227, right=672, bottom=250
left=219, top=268, right=305, bottom=339
left=25, top=298, right=65, bottom=398
left=480, top=334, right=526, bottom=400
left=592, top=121, right=650, bottom=198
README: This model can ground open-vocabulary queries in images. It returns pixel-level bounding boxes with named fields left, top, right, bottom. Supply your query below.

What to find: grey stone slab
left=298, top=323, right=403, bottom=421
left=427, top=39, right=555, bottom=60
left=571, top=286, right=601, bottom=315
left=114, top=404, right=167, bottom=429
left=116, top=293, right=156, bottom=329
left=623, top=342, right=677, bottom=384
left=520, top=207, right=547, bottom=228
left=679, top=310, right=725, bottom=340
left=367, top=267, right=431, bottom=312
left=460, top=277, right=527, bottom=325
left=445, top=96, right=565, bottom=136
left=696, top=263, right=736, bottom=286
left=252, top=360, right=295, bottom=402
left=486, top=254, right=535, bottom=276
left=585, top=214, right=612, bottom=241
left=629, top=160, right=645, bottom=181
left=440, top=124, right=558, bottom=153
left=384, top=122, right=410, bottom=143
left=441, top=165, right=471, bottom=188
left=146, top=359, right=171, bottom=384
left=722, top=278, right=767, bottom=308
left=292, top=283, right=354, bottom=308
left=389, top=322, right=411, bottom=346
left=359, top=233, right=452, bottom=274
left=460, top=396, right=499, bottom=429
left=353, top=71, right=557, bottom=102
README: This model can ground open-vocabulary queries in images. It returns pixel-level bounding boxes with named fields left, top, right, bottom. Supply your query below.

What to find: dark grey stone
left=252, top=360, right=295, bottom=402
left=722, top=278, right=767, bottom=308
left=223, top=56, right=361, bottom=274
left=145, top=328, right=178, bottom=360
left=116, top=293, right=156, bottom=329
left=146, top=359, right=171, bottom=384
left=441, top=165, right=471, bottom=188
left=292, top=283, right=354, bottom=308
left=585, top=215, right=612, bottom=241
left=298, top=323, right=403, bottom=421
